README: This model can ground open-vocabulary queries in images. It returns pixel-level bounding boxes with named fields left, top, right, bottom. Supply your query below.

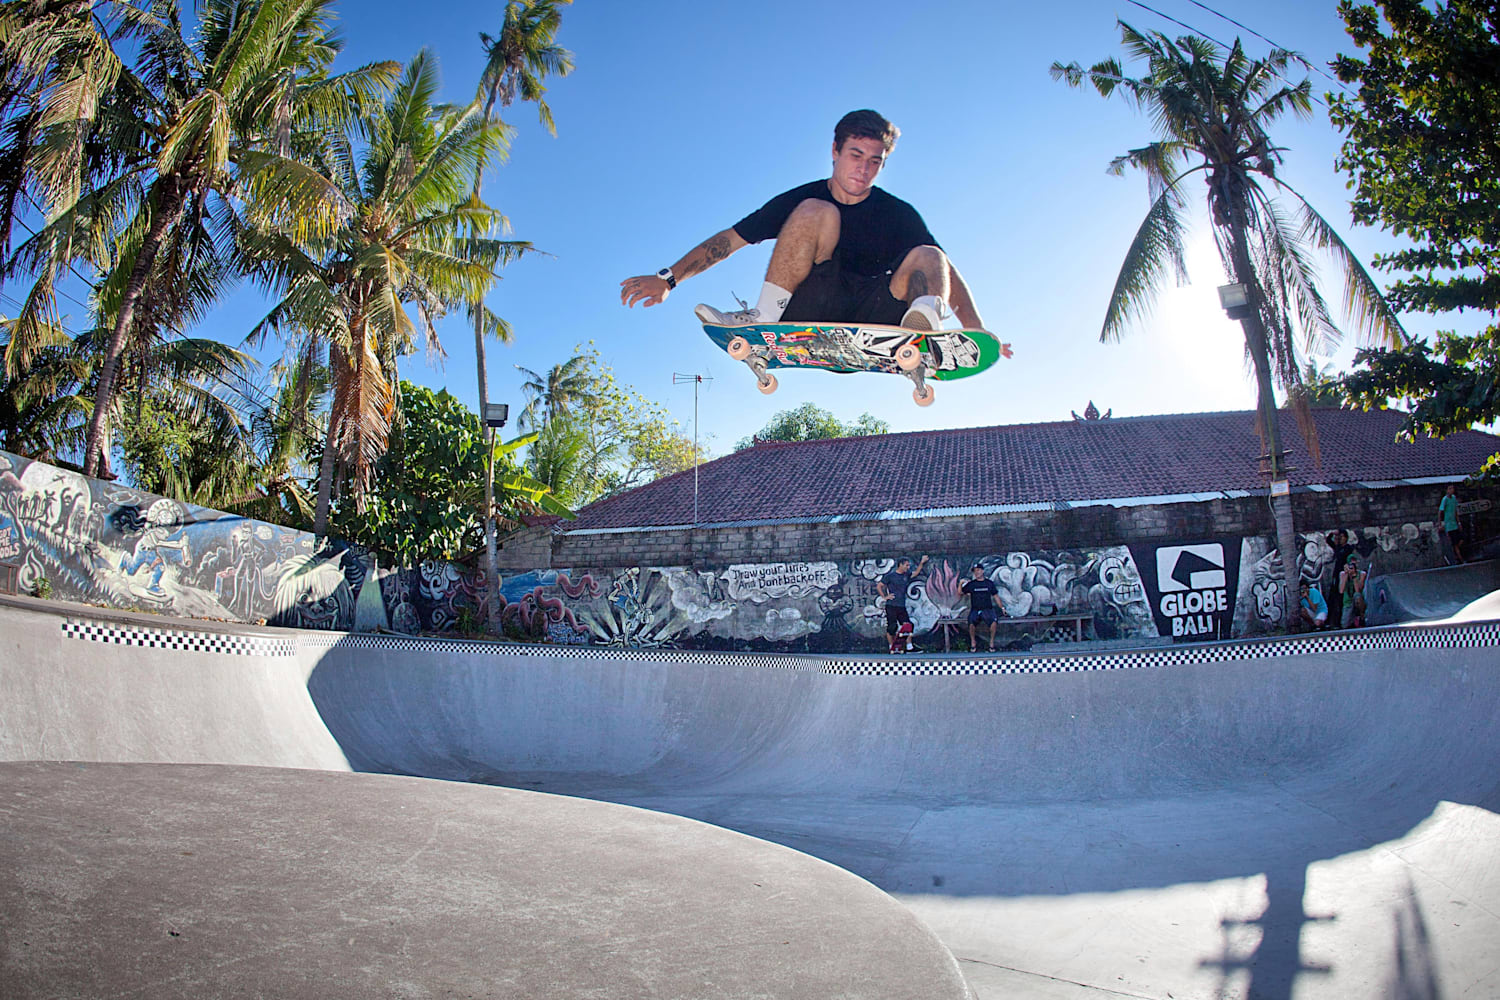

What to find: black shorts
left=884, top=605, right=911, bottom=632
left=968, top=608, right=997, bottom=625
left=783, top=254, right=907, bottom=325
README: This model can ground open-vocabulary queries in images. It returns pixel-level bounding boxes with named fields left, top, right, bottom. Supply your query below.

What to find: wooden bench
left=933, top=612, right=1092, bottom=651
left=0, top=561, right=18, bottom=597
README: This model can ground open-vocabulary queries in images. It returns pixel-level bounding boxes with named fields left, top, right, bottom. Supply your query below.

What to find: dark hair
left=896, top=557, right=911, bottom=569
left=834, top=109, right=899, bottom=153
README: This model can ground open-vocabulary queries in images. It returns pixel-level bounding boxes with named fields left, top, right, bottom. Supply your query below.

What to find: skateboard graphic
left=700, top=319, right=1013, bottom=407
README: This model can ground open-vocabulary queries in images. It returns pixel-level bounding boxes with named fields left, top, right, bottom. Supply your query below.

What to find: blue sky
left=210, top=0, right=1441, bottom=457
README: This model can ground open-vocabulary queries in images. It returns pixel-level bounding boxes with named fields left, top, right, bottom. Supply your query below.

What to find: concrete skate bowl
left=5, top=597, right=1500, bottom=999
left=1366, top=558, right=1500, bottom=625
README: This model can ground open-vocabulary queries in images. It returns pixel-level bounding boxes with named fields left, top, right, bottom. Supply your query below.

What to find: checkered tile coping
left=297, top=621, right=1500, bottom=677
left=61, top=619, right=297, bottom=658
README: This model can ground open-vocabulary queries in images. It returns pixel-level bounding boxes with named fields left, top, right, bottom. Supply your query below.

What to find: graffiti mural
left=0, top=451, right=359, bottom=628
left=1233, top=523, right=1444, bottom=635
left=0, top=450, right=1461, bottom=652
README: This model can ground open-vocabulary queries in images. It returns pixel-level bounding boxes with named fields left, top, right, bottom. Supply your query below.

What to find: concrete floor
left=3, top=593, right=1499, bottom=999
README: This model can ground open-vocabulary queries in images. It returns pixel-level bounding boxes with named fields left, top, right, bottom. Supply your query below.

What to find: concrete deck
left=3, top=593, right=1499, bottom=999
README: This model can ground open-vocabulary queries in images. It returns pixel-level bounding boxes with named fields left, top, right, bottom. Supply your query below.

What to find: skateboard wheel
left=757, top=371, right=778, bottom=395
left=896, top=343, right=923, bottom=371
left=727, top=336, right=752, bottom=360
left=913, top=383, right=935, bottom=407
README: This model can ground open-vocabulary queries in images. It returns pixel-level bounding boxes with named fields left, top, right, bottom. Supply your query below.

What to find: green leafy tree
left=1053, top=23, right=1407, bottom=626
left=524, top=346, right=703, bottom=504
left=326, top=381, right=569, bottom=565
left=1329, top=0, right=1500, bottom=474
left=734, top=402, right=890, bottom=451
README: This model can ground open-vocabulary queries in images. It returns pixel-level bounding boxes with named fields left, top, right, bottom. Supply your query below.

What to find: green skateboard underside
left=701, top=321, right=1010, bottom=381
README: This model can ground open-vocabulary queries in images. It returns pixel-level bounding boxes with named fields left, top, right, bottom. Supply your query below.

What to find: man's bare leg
left=889, top=245, right=950, bottom=304
left=890, top=245, right=987, bottom=329
left=766, top=199, right=840, bottom=292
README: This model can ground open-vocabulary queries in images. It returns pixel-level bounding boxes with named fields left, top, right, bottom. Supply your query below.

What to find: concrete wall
left=2, top=448, right=1489, bottom=652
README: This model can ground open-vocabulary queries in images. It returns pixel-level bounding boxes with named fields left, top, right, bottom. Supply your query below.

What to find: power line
left=1123, top=0, right=1344, bottom=107
left=1185, top=0, right=1350, bottom=92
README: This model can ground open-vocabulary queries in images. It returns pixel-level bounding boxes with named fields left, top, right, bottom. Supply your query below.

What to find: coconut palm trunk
left=82, top=177, right=189, bottom=477
left=1224, top=216, right=1301, bottom=627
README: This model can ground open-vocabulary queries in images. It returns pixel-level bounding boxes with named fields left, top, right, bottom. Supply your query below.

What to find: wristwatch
left=656, top=267, right=677, bottom=290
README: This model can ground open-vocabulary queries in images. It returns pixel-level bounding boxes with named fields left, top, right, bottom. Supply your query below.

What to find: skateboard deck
left=701, top=319, right=1012, bottom=406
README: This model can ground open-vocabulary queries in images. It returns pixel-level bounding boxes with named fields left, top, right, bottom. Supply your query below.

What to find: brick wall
left=547, top=482, right=1496, bottom=569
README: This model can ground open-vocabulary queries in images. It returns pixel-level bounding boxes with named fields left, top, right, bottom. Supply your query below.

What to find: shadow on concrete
left=305, top=626, right=1500, bottom=998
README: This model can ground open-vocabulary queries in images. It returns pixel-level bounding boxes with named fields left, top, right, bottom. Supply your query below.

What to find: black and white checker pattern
left=296, top=619, right=1500, bottom=677
left=61, top=619, right=296, bottom=658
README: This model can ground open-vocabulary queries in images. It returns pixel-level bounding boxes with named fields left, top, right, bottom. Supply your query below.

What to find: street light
left=482, top=402, right=509, bottom=428
left=1217, top=282, right=1252, bottom=320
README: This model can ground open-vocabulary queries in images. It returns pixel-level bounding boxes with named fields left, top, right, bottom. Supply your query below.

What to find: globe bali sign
left=1132, top=540, right=1243, bottom=642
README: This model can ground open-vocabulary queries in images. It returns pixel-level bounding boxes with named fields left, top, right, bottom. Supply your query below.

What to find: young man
left=1299, top=581, right=1329, bottom=630
left=877, top=554, right=928, bottom=652
left=1338, top=554, right=1368, bottom=628
left=961, top=563, right=1001, bottom=652
left=620, top=110, right=986, bottom=333
left=1439, top=484, right=1465, bottom=564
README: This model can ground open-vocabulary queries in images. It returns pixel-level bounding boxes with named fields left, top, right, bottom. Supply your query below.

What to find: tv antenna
left=673, top=372, right=713, bottom=525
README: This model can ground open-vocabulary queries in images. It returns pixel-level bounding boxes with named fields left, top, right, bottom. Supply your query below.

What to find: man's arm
left=946, top=260, right=985, bottom=330
left=620, top=228, right=749, bottom=308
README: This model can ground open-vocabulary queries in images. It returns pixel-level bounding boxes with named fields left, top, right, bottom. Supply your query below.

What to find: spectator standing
left=1439, top=485, right=1465, bottom=564
left=878, top=555, right=928, bottom=652
left=1324, top=529, right=1354, bottom=629
left=961, top=564, right=1001, bottom=652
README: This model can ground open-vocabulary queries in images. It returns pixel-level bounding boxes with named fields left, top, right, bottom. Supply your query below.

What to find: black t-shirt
left=733, top=180, right=939, bottom=277
left=962, top=578, right=999, bottom=611
left=881, top=570, right=913, bottom=608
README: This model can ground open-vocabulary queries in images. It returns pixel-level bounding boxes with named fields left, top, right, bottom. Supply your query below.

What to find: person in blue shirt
left=1299, top=581, right=1329, bottom=630
left=961, top=564, right=1001, bottom=652
left=1439, top=484, right=1465, bottom=564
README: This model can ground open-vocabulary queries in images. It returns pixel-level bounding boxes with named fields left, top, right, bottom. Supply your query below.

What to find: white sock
left=756, top=282, right=793, bottom=321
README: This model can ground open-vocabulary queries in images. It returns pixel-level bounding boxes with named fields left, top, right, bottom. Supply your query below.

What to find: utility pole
left=673, top=373, right=711, bottom=526
left=481, top=401, right=510, bottom=633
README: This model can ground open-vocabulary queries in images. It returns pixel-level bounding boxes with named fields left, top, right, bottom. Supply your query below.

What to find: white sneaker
left=695, top=301, right=768, bottom=327
left=900, top=294, right=948, bottom=331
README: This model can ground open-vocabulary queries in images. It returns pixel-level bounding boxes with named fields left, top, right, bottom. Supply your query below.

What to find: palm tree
left=470, top=0, right=573, bottom=628
left=245, top=50, right=527, bottom=535
left=1052, top=23, right=1407, bottom=627
left=515, top=352, right=591, bottom=429
left=10, top=0, right=396, bottom=479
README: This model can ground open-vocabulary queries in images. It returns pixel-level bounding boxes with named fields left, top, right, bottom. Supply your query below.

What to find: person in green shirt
left=1439, top=484, right=1465, bottom=564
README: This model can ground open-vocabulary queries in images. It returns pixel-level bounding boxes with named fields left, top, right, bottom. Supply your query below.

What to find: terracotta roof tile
left=565, top=409, right=1500, bottom=531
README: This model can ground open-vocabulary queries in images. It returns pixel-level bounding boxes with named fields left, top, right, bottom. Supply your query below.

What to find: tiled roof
left=565, top=408, right=1500, bottom=532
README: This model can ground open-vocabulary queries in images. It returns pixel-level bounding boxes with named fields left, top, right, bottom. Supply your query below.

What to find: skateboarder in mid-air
left=620, top=109, right=987, bottom=333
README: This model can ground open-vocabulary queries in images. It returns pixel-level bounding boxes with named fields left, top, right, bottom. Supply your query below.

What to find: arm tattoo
left=680, top=233, right=735, bottom=280
left=704, top=233, right=731, bottom=264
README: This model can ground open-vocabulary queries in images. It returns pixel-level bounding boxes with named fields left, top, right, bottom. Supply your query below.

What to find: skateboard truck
left=726, top=336, right=778, bottom=394
left=896, top=340, right=935, bottom=406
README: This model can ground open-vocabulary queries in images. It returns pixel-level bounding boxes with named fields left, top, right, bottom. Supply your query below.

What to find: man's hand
left=620, top=274, right=671, bottom=308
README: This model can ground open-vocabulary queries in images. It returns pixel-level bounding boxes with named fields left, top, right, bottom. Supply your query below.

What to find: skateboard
left=889, top=620, right=915, bottom=654
left=700, top=318, right=1012, bottom=407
